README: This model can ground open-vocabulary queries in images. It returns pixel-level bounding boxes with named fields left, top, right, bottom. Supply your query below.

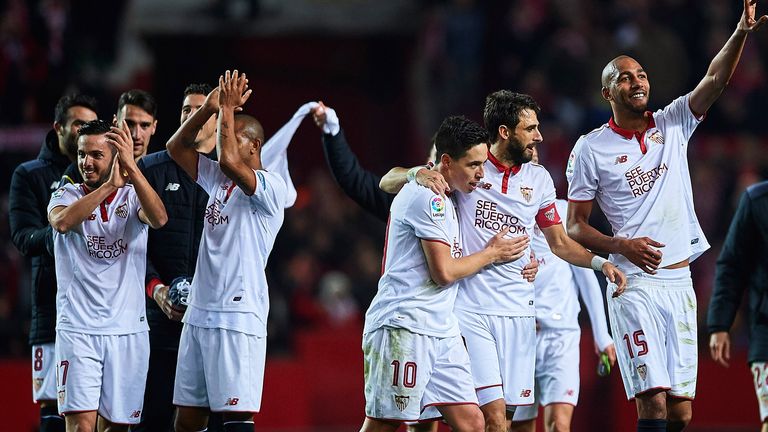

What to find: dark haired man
left=566, top=2, right=766, bottom=431
left=9, top=93, right=98, bottom=432
left=47, top=119, right=167, bottom=432
left=362, top=115, right=528, bottom=432
left=382, top=91, right=625, bottom=432
left=116, top=89, right=158, bottom=159
left=133, top=83, right=224, bottom=431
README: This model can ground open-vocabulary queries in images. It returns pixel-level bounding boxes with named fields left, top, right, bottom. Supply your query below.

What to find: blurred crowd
left=2, top=0, right=767, bottom=356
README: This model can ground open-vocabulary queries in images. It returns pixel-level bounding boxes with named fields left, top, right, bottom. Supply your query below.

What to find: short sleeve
left=403, top=191, right=452, bottom=246
left=47, top=183, right=79, bottom=215
left=196, top=156, right=221, bottom=194
left=656, top=93, right=703, bottom=146
left=249, top=170, right=287, bottom=216
left=566, top=137, right=599, bottom=202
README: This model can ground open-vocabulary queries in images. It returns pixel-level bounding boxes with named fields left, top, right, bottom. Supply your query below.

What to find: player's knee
left=546, top=417, right=571, bottom=432
left=452, top=410, right=484, bottom=432
left=636, top=392, right=667, bottom=419
left=483, top=412, right=506, bottom=432
left=666, top=413, right=691, bottom=432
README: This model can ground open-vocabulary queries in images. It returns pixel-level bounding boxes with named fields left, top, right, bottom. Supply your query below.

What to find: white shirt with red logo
left=531, top=200, right=613, bottom=350
left=183, top=156, right=286, bottom=337
left=48, top=183, right=149, bottom=335
left=364, top=181, right=463, bottom=338
left=566, top=93, right=709, bottom=275
left=454, top=153, right=561, bottom=317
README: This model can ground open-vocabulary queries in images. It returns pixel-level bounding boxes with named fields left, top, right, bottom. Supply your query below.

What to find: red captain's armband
left=535, top=202, right=561, bottom=228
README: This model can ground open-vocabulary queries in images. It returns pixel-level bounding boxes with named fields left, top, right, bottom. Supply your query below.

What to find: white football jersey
left=566, top=94, right=710, bottom=275
left=48, top=183, right=149, bottom=335
left=454, top=153, right=561, bottom=317
left=531, top=200, right=612, bottom=350
left=182, top=156, right=286, bottom=337
left=364, top=181, right=463, bottom=338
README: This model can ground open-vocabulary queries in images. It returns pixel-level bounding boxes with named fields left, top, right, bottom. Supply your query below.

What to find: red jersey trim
left=476, top=383, right=502, bottom=391
left=420, top=238, right=451, bottom=248
left=146, top=277, right=163, bottom=298
left=535, top=202, right=562, bottom=228
left=607, top=113, right=656, bottom=154
left=487, top=151, right=521, bottom=194
left=567, top=198, right=594, bottom=203
left=629, top=386, right=672, bottom=401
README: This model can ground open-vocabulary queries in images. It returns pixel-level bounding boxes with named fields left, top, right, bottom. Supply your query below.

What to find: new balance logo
left=615, top=155, right=628, bottom=164
left=520, top=389, right=532, bottom=398
left=130, top=410, right=141, bottom=418
left=225, top=397, right=239, bottom=406
left=165, top=183, right=180, bottom=191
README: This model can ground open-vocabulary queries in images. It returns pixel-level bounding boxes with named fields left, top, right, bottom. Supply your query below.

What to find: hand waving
left=218, top=70, right=252, bottom=110
left=739, top=0, right=768, bottom=32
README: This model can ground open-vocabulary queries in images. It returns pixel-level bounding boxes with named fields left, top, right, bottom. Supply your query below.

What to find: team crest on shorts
left=520, top=186, right=533, bottom=203
left=430, top=196, right=445, bottom=220
left=394, top=394, right=410, bottom=412
left=57, top=389, right=65, bottom=405
left=115, top=202, right=128, bottom=219
left=33, top=378, right=43, bottom=391
left=637, top=363, right=648, bottom=380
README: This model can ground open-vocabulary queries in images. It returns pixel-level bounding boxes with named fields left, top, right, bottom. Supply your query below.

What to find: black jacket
left=9, top=130, right=70, bottom=345
left=708, top=181, right=768, bottom=364
left=138, top=150, right=214, bottom=349
left=321, top=129, right=393, bottom=222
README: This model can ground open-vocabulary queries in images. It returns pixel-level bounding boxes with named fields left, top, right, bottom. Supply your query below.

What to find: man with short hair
left=565, top=2, right=766, bottom=431
left=47, top=119, right=167, bottom=432
left=382, top=91, right=626, bottom=432
left=10, top=93, right=98, bottom=432
left=361, top=115, right=526, bottom=432
left=133, top=82, right=223, bottom=432
left=116, top=89, right=158, bottom=159
left=168, top=70, right=286, bottom=432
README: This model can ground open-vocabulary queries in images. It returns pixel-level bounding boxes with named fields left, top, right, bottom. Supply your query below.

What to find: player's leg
left=407, top=421, right=439, bottom=432
left=64, top=411, right=97, bottom=431
left=665, top=398, right=691, bottom=432
left=495, top=316, right=537, bottom=432
left=542, top=404, right=574, bottom=432
left=220, top=412, right=255, bottom=431
left=634, top=389, right=667, bottom=430
left=33, top=343, right=65, bottom=432
left=173, top=324, right=211, bottom=431
left=95, top=415, right=129, bottom=432
left=98, top=333, right=150, bottom=430
left=510, top=418, right=536, bottom=432
left=455, top=310, right=506, bottom=432
left=360, top=417, right=401, bottom=432
left=175, top=407, right=209, bottom=432
left=438, top=403, right=484, bottom=432
left=55, top=331, right=103, bottom=432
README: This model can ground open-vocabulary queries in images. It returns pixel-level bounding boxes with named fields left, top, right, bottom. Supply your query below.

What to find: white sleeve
left=572, top=265, right=613, bottom=351
left=403, top=191, right=452, bottom=245
left=656, top=93, right=703, bottom=148
left=566, top=137, right=599, bottom=202
left=196, top=156, right=221, bottom=194
left=249, top=170, right=287, bottom=216
left=47, top=183, right=79, bottom=214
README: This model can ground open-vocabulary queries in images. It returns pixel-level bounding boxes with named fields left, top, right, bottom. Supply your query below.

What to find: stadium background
left=0, top=0, right=764, bottom=430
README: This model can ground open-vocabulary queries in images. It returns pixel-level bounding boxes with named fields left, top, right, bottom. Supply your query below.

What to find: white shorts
left=362, top=327, right=478, bottom=422
left=513, top=328, right=581, bottom=421
left=55, top=330, right=149, bottom=424
left=455, top=310, right=536, bottom=407
left=607, top=269, right=698, bottom=400
left=32, top=343, right=57, bottom=402
left=173, top=324, right=266, bottom=413
left=751, top=362, right=768, bottom=422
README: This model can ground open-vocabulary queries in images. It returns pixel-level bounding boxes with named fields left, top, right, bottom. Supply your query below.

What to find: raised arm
left=49, top=166, right=120, bottom=234
left=107, top=121, right=167, bottom=229
left=422, top=228, right=528, bottom=286
left=380, top=166, right=449, bottom=196
left=689, top=0, right=767, bottom=116
left=217, top=70, right=257, bottom=194
left=567, top=200, right=664, bottom=275
left=167, top=88, right=220, bottom=180
left=312, top=103, right=393, bottom=222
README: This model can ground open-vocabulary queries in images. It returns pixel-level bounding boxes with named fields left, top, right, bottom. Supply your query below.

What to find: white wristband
left=151, top=283, right=164, bottom=298
left=591, top=255, right=609, bottom=272
left=406, top=166, right=423, bottom=182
